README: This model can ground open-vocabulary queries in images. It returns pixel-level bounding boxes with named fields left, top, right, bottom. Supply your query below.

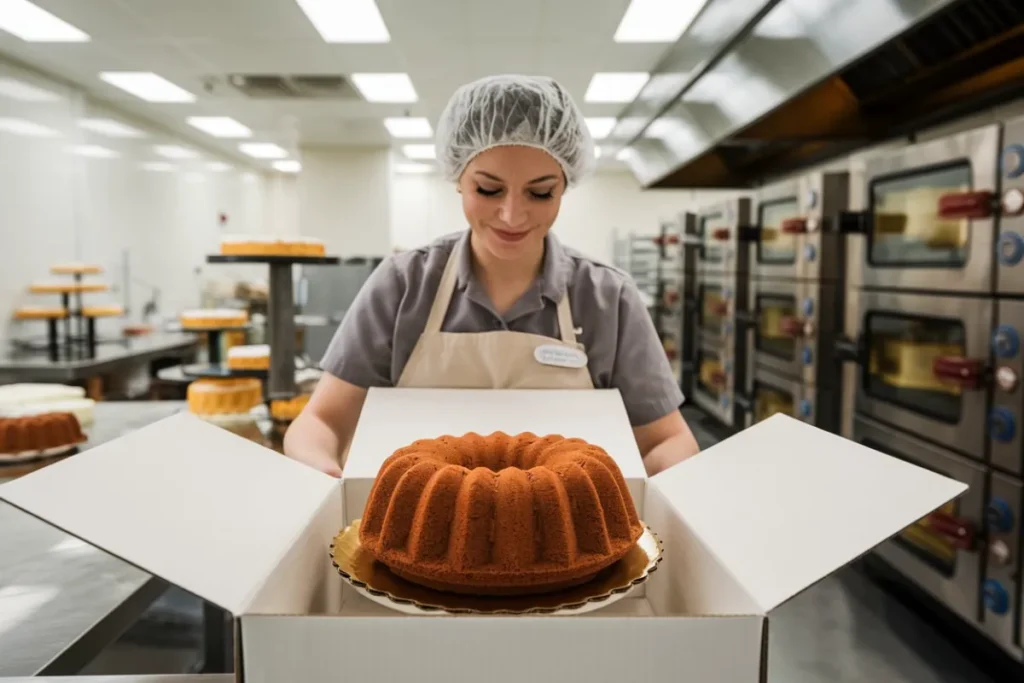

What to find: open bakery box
left=0, top=389, right=963, bottom=682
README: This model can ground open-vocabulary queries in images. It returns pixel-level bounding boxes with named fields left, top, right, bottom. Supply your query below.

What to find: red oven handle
left=708, top=370, right=727, bottom=387
left=932, top=356, right=986, bottom=390
left=937, top=191, right=995, bottom=219
left=780, top=218, right=808, bottom=234
left=664, top=290, right=681, bottom=304
left=779, top=316, right=811, bottom=338
left=708, top=301, right=730, bottom=316
left=711, top=228, right=731, bottom=241
left=926, top=510, right=976, bottom=550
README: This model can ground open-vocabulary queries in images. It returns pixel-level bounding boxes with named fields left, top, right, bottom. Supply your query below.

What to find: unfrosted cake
left=220, top=235, right=325, bottom=258
left=14, top=306, right=67, bottom=320
left=270, top=393, right=310, bottom=422
left=180, top=308, right=248, bottom=330
left=82, top=305, right=125, bottom=318
left=51, top=263, right=103, bottom=275
left=0, top=412, right=86, bottom=456
left=227, top=344, right=270, bottom=371
left=360, top=432, right=643, bottom=596
left=29, top=282, right=108, bottom=294
left=187, top=378, right=263, bottom=416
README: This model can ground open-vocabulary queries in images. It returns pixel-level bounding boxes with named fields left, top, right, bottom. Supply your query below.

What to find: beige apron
left=397, top=244, right=594, bottom=390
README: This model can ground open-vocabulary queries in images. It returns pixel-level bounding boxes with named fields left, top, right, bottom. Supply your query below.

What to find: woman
left=284, top=75, right=700, bottom=477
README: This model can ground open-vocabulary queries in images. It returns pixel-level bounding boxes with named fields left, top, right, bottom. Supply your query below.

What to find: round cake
left=359, top=432, right=643, bottom=596
left=0, top=412, right=86, bottom=455
left=180, top=308, right=248, bottom=330
left=187, top=378, right=263, bottom=416
left=14, top=306, right=67, bottom=320
left=270, top=393, right=310, bottom=422
left=227, top=344, right=270, bottom=371
left=82, top=304, right=125, bottom=318
left=220, top=235, right=325, bottom=258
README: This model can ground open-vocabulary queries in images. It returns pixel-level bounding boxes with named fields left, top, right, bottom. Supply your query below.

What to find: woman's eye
left=530, top=190, right=554, bottom=200
left=476, top=186, right=501, bottom=197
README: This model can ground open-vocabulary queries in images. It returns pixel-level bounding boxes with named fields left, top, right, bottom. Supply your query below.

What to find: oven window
left=700, top=212, right=727, bottom=264
left=869, top=162, right=971, bottom=267
left=697, top=351, right=724, bottom=398
left=860, top=438, right=959, bottom=577
left=865, top=313, right=965, bottom=424
left=754, top=383, right=793, bottom=424
left=758, top=197, right=799, bottom=265
left=699, top=284, right=725, bottom=329
left=757, top=295, right=797, bottom=360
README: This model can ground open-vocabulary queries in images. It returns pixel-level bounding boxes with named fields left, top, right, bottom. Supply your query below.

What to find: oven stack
left=836, top=115, right=1024, bottom=662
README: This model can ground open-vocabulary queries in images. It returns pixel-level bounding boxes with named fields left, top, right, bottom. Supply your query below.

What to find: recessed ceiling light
left=141, top=162, right=174, bottom=172
left=208, top=161, right=233, bottom=172
left=351, top=73, right=417, bottom=103
left=614, top=0, right=706, bottom=43
left=296, top=0, right=390, bottom=43
left=0, top=1, right=89, bottom=42
left=240, top=143, right=288, bottom=159
left=78, top=118, right=146, bottom=138
left=584, top=118, right=617, bottom=140
left=273, top=160, right=302, bottom=173
left=402, top=144, right=435, bottom=160
left=154, top=144, right=198, bottom=159
left=0, top=77, right=60, bottom=102
left=395, top=162, right=434, bottom=174
left=187, top=117, right=252, bottom=139
left=584, top=73, right=650, bottom=103
left=71, top=144, right=119, bottom=159
left=0, top=118, right=59, bottom=137
left=383, top=117, right=432, bottom=138
left=99, top=72, right=195, bottom=103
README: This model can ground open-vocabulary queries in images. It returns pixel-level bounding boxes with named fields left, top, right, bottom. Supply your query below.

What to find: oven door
left=853, top=290, right=992, bottom=460
left=855, top=415, right=984, bottom=626
left=749, top=279, right=808, bottom=381
left=753, top=172, right=849, bottom=282
left=692, top=338, right=735, bottom=428
left=737, top=366, right=815, bottom=430
left=695, top=272, right=736, bottom=342
left=697, top=198, right=752, bottom=276
left=847, top=123, right=1000, bottom=294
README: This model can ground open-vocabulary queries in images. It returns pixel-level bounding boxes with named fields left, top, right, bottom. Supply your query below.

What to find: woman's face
left=458, top=145, right=565, bottom=264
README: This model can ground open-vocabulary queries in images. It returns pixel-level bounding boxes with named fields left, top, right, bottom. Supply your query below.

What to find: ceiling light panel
left=351, top=73, right=417, bottom=103
left=0, top=1, right=89, bottom=42
left=207, top=162, right=233, bottom=172
left=296, top=0, right=390, bottom=43
left=395, top=162, right=434, bottom=174
left=71, top=145, right=119, bottom=159
left=141, top=162, right=174, bottom=172
left=584, top=73, right=650, bottom=103
left=402, top=144, right=435, bottom=160
left=100, top=72, right=195, bottom=103
left=383, top=117, right=432, bottom=138
left=584, top=118, right=617, bottom=139
left=0, top=77, right=60, bottom=102
left=79, top=118, right=146, bottom=138
left=273, top=160, right=302, bottom=173
left=614, top=0, right=707, bottom=43
left=0, top=118, right=59, bottom=137
left=154, top=144, right=198, bottom=159
left=187, top=117, right=252, bottom=139
left=240, top=143, right=288, bottom=159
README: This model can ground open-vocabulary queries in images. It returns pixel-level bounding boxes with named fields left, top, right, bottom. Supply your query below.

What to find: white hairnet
left=435, top=75, right=595, bottom=187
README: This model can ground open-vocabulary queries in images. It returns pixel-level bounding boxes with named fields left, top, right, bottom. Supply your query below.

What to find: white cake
left=227, top=344, right=270, bottom=370
left=0, top=384, right=95, bottom=426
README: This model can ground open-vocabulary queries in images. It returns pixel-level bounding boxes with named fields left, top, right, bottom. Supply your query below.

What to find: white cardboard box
left=0, top=388, right=966, bottom=683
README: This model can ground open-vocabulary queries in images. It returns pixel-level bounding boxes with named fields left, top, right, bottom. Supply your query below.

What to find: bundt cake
left=359, top=432, right=643, bottom=596
left=0, top=412, right=86, bottom=455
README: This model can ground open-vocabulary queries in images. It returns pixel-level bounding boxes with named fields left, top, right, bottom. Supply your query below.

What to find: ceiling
left=0, top=0, right=675, bottom=168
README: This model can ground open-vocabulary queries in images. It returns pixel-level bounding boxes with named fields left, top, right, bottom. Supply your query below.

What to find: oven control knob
left=806, top=189, right=819, bottom=209
left=1003, top=144, right=1024, bottom=179
left=798, top=399, right=812, bottom=418
left=996, top=232, right=1024, bottom=265
left=723, top=287, right=732, bottom=298
left=983, top=580, right=1010, bottom=615
left=986, top=497, right=1015, bottom=534
left=1004, top=189, right=1024, bottom=217
left=724, top=360, right=733, bottom=373
left=989, top=540, right=1012, bottom=567
left=720, top=395, right=730, bottom=409
left=988, top=407, right=1016, bottom=443
left=724, top=322, right=733, bottom=335
left=802, top=298, right=814, bottom=316
left=996, top=366, right=1018, bottom=392
left=802, top=347, right=813, bottom=365
left=804, top=244, right=817, bottom=262
left=993, top=325, right=1020, bottom=358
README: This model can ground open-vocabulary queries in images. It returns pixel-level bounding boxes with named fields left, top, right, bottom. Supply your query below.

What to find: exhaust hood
left=611, top=0, right=1023, bottom=188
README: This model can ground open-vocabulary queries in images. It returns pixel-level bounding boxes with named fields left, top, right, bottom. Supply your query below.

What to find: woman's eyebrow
left=474, top=171, right=504, bottom=182
left=527, top=175, right=558, bottom=184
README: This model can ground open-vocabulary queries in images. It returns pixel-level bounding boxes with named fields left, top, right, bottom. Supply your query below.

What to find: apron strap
left=423, top=243, right=462, bottom=334
left=556, top=292, right=577, bottom=345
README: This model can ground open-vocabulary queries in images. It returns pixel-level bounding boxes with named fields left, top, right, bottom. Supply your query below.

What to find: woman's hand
left=633, top=410, right=701, bottom=476
left=283, top=374, right=368, bottom=478
left=288, top=444, right=343, bottom=478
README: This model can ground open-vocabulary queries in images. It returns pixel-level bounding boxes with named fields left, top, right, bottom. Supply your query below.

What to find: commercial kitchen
left=1, top=0, right=1022, bottom=682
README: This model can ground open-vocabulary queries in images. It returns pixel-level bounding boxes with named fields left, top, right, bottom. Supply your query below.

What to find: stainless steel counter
left=0, top=401, right=185, bottom=677
left=0, top=335, right=197, bottom=383
left=2, top=677, right=232, bottom=682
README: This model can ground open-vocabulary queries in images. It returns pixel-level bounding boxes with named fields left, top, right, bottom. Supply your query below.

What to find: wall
left=389, top=168, right=734, bottom=263
left=0, top=57, right=274, bottom=342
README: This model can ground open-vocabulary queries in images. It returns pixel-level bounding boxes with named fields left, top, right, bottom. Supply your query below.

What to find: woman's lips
left=492, top=227, right=529, bottom=243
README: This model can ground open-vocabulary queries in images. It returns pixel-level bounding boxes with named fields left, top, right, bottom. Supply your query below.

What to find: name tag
left=534, top=344, right=588, bottom=369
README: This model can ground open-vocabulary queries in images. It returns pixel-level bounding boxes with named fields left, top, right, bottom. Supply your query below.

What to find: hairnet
left=435, top=75, right=595, bottom=187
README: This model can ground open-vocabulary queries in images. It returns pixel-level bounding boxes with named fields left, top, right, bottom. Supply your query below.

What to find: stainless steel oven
left=696, top=197, right=752, bottom=276
left=854, top=415, right=985, bottom=628
left=982, top=471, right=1022, bottom=658
left=752, top=171, right=848, bottom=281
left=692, top=336, right=738, bottom=428
left=841, top=116, right=1024, bottom=294
left=743, top=278, right=843, bottom=389
left=840, top=290, right=994, bottom=462
left=736, top=366, right=839, bottom=432
left=695, top=271, right=745, bottom=342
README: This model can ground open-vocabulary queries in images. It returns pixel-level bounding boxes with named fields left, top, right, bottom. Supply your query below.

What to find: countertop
left=2, top=677, right=232, bottom=682
left=0, top=334, right=197, bottom=381
left=0, top=401, right=185, bottom=676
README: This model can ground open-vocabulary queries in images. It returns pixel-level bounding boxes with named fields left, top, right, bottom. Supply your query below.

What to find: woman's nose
left=497, top=195, right=528, bottom=228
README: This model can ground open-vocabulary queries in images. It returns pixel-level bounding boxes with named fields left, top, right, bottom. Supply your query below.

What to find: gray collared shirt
left=320, top=231, right=684, bottom=426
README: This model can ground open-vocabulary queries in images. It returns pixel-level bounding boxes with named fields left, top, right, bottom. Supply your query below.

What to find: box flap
left=650, top=414, right=967, bottom=612
left=0, top=413, right=338, bottom=615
